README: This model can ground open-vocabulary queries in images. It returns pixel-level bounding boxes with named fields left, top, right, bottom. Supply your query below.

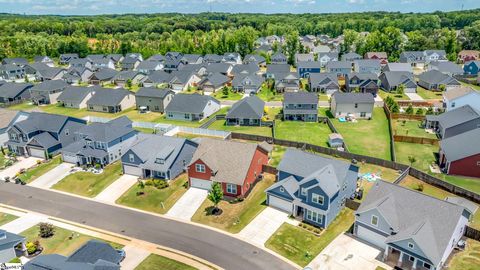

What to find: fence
left=393, top=135, right=438, bottom=145
left=383, top=104, right=397, bottom=162
left=319, top=116, right=350, bottom=152
left=454, top=75, right=480, bottom=85
left=199, top=114, right=225, bottom=129
left=391, top=114, right=426, bottom=121
left=262, top=164, right=278, bottom=175
left=83, top=115, right=111, bottom=123
left=0, top=99, right=25, bottom=108
left=393, top=166, right=411, bottom=184
left=345, top=199, right=361, bottom=211
left=464, top=226, right=480, bottom=241
left=165, top=126, right=231, bottom=139
left=397, top=100, right=437, bottom=107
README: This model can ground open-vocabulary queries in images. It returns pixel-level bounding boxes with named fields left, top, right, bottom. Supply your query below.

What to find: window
left=301, top=188, right=307, bottom=196
left=312, top=194, right=324, bottom=205
left=168, top=112, right=173, bottom=118
left=408, top=242, right=414, bottom=249
left=451, top=102, right=455, bottom=108
left=409, top=256, right=415, bottom=262
left=184, top=113, right=190, bottom=119
left=154, top=106, right=160, bottom=111
left=64, top=129, right=69, bottom=136
left=129, top=154, right=134, bottom=162
left=360, top=112, right=366, bottom=117
left=280, top=187, right=285, bottom=192
left=354, top=103, right=358, bottom=108
left=371, top=215, right=378, bottom=226
left=226, top=184, right=237, bottom=194
left=477, top=161, right=480, bottom=167
left=306, top=210, right=323, bottom=224
left=195, top=164, right=205, bottom=173
left=155, top=158, right=165, bottom=164
left=423, top=262, right=431, bottom=269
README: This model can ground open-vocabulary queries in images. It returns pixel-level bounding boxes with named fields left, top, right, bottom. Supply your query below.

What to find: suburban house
left=439, top=128, right=480, bottom=178
left=243, top=54, right=266, bottom=67
left=0, top=229, right=26, bottom=263
left=417, top=70, right=461, bottom=91
left=463, top=60, right=480, bottom=76
left=354, top=59, right=382, bottom=75
left=399, top=51, right=425, bottom=69
left=424, top=50, right=448, bottom=63
left=113, top=71, right=145, bottom=87
left=424, top=104, right=480, bottom=139
left=428, top=61, right=463, bottom=76
left=231, top=73, right=264, bottom=95
left=205, top=63, right=233, bottom=77
left=181, top=54, right=203, bottom=65
left=120, top=56, right=141, bottom=70
left=297, top=61, right=321, bottom=78
left=59, top=53, right=79, bottom=65
left=33, top=56, right=54, bottom=67
left=29, top=80, right=69, bottom=105
left=346, top=72, right=380, bottom=96
left=271, top=52, right=288, bottom=65
left=6, top=112, right=87, bottom=159
left=325, top=61, right=352, bottom=76
left=165, top=94, right=220, bottom=121
left=318, top=53, right=338, bottom=67
left=197, top=73, right=231, bottom=93
left=88, top=68, right=118, bottom=85
left=0, top=82, right=33, bottom=104
left=443, top=86, right=480, bottom=112
left=354, top=181, right=468, bottom=270
left=61, top=117, right=138, bottom=166
left=62, top=67, right=93, bottom=84
left=222, top=52, right=242, bottom=65
left=57, top=86, right=96, bottom=109
left=308, top=73, right=339, bottom=94
left=266, top=149, right=358, bottom=228
left=142, top=70, right=173, bottom=88
left=365, top=52, right=388, bottom=65
left=265, top=64, right=291, bottom=79
left=35, top=67, right=66, bottom=81
left=187, top=138, right=270, bottom=197
left=342, top=52, right=362, bottom=62
left=2, top=58, right=28, bottom=66
left=203, top=54, right=224, bottom=64
left=86, top=88, right=135, bottom=113
left=168, top=70, right=200, bottom=91
left=330, top=92, right=374, bottom=119
left=24, top=240, right=122, bottom=270
left=122, top=134, right=198, bottom=180
left=231, top=63, right=259, bottom=76
left=283, top=92, right=318, bottom=122
left=457, top=50, right=480, bottom=63
left=295, top=53, right=315, bottom=64
left=275, top=73, right=300, bottom=92
left=383, top=63, right=412, bottom=73
left=379, top=71, right=417, bottom=93
left=445, top=196, right=478, bottom=220
left=136, top=60, right=163, bottom=74
left=0, top=64, right=25, bottom=80
left=69, top=58, right=93, bottom=70
left=0, top=109, right=29, bottom=145
left=135, top=87, right=174, bottom=113
left=226, top=96, right=265, bottom=126
left=90, top=57, right=116, bottom=71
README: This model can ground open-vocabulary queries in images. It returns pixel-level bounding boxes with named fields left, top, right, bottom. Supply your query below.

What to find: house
left=255, top=44, right=273, bottom=55
left=424, top=50, right=447, bottom=63
left=198, top=73, right=231, bottom=93
left=24, top=240, right=122, bottom=270
left=0, top=229, right=26, bottom=263
left=0, top=109, right=29, bottom=146
left=231, top=73, right=264, bottom=95
left=399, top=51, right=425, bottom=69
left=346, top=72, right=379, bottom=96
left=265, top=64, right=290, bottom=79
left=266, top=149, right=358, bottom=228
left=163, top=57, right=184, bottom=72
left=29, top=80, right=69, bottom=105
left=113, top=71, right=145, bottom=87
left=2, top=58, right=28, bottom=66
left=271, top=52, right=288, bottom=65
left=57, top=86, right=96, bottom=109
left=318, top=53, right=338, bottom=67
left=88, top=68, right=118, bottom=85
left=69, top=58, right=93, bottom=70
left=283, top=92, right=318, bottom=122
left=0, top=64, right=25, bottom=80
left=147, top=54, right=166, bottom=62
left=364, top=52, right=388, bottom=65
left=275, top=73, right=300, bottom=92
left=295, top=53, right=315, bottom=64
left=187, top=138, right=269, bottom=197
left=165, top=94, right=220, bottom=121
left=0, top=82, right=33, bottom=104
left=328, top=133, right=344, bottom=148
left=168, top=70, right=200, bottom=92
left=428, top=61, right=463, bottom=76
left=203, top=54, right=224, bottom=64
left=313, top=45, right=331, bottom=54
left=308, top=73, right=339, bottom=94
left=205, top=63, right=233, bottom=77
left=107, top=54, right=124, bottom=64
left=354, top=181, right=468, bottom=270
left=330, top=92, right=374, bottom=119
left=297, top=61, right=321, bottom=78
left=463, top=60, right=480, bottom=76
left=142, top=70, right=173, bottom=88
left=120, top=56, right=141, bottom=70
left=354, top=60, right=382, bottom=75
left=424, top=105, right=480, bottom=139
left=226, top=96, right=265, bottom=126
left=325, top=61, right=352, bottom=76
left=418, top=70, right=460, bottom=91
left=62, top=67, right=93, bottom=84
left=439, top=128, right=480, bottom=178
left=24, top=63, right=49, bottom=77
left=222, top=52, right=242, bottom=65
left=135, top=87, right=174, bottom=113
left=136, top=60, right=163, bottom=74
left=181, top=54, right=203, bottom=65
left=445, top=196, right=478, bottom=220
left=122, top=134, right=198, bottom=180
left=87, top=88, right=135, bottom=113
left=458, top=50, right=480, bottom=63
left=35, top=67, right=66, bottom=81
left=243, top=54, right=266, bottom=67
left=383, top=63, right=413, bottom=73
left=443, top=86, right=480, bottom=112
left=379, top=71, right=417, bottom=93
left=231, top=63, right=260, bottom=76
left=59, top=53, right=79, bottom=65
left=342, top=52, right=362, bottom=62
left=6, top=112, right=87, bottom=158
left=90, top=57, right=116, bottom=71
left=33, top=56, right=54, bottom=67
left=125, top=53, right=143, bottom=62
left=61, top=117, right=138, bottom=166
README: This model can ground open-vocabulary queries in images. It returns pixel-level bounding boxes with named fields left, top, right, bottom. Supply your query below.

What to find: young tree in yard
left=416, top=108, right=424, bottom=115
left=126, top=79, right=132, bottom=88
left=426, top=107, right=434, bottom=115
left=406, top=104, right=414, bottom=114
left=391, top=102, right=400, bottom=113
left=38, top=223, right=55, bottom=238
left=222, top=86, right=229, bottom=97
left=208, top=182, right=223, bottom=214
left=24, top=76, right=29, bottom=83
left=408, top=156, right=417, bottom=166
left=396, top=84, right=405, bottom=96
left=439, top=84, right=446, bottom=92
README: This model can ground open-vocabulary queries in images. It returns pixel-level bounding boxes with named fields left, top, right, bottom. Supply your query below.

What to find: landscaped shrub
left=26, top=242, right=37, bottom=254
left=416, top=108, right=424, bottom=115
left=144, top=179, right=154, bottom=186
left=38, top=223, right=55, bottom=238
left=416, top=183, right=424, bottom=192
left=154, top=180, right=169, bottom=189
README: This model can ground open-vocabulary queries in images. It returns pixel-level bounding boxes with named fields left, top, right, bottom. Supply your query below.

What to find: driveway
left=238, top=207, right=297, bottom=247
left=120, top=244, right=150, bottom=270
left=0, top=157, right=42, bottom=180
left=307, top=234, right=391, bottom=270
left=29, top=163, right=74, bottom=189
left=94, top=174, right=138, bottom=204
left=166, top=187, right=208, bottom=221
left=405, top=93, right=424, bottom=101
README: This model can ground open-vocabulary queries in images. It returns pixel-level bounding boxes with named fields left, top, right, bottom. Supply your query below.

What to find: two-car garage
left=189, top=177, right=213, bottom=190
left=355, top=223, right=387, bottom=249
left=122, top=164, right=143, bottom=177
left=267, top=195, right=293, bottom=213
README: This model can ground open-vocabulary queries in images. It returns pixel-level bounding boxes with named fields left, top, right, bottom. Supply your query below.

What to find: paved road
left=0, top=183, right=296, bottom=270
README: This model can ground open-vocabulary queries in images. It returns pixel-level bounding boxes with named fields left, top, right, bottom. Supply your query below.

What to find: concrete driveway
left=307, top=234, right=391, bottom=270
left=95, top=174, right=138, bottom=204
left=238, top=207, right=297, bottom=247
left=166, top=187, right=208, bottom=221
left=0, top=157, right=42, bottom=180
left=29, top=163, right=74, bottom=188
left=120, top=244, right=150, bottom=270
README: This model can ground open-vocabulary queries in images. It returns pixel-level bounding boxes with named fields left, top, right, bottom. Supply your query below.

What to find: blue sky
left=0, top=0, right=479, bottom=15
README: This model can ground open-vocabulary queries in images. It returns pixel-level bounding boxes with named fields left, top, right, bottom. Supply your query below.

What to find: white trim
left=371, top=215, right=379, bottom=227
left=408, top=242, right=415, bottom=249
left=312, top=193, right=324, bottom=205
left=195, top=164, right=205, bottom=173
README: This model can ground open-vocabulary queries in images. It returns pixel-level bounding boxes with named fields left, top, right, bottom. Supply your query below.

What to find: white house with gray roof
left=331, top=92, right=374, bottom=119
left=379, top=71, right=417, bottom=93
left=442, top=86, right=480, bottom=112
left=165, top=94, right=220, bottom=122
left=135, top=87, right=174, bottom=113
left=424, top=104, right=480, bottom=139
left=418, top=70, right=461, bottom=91
left=87, top=88, right=135, bottom=113
left=29, top=80, right=69, bottom=105
left=57, top=86, right=97, bottom=109
left=231, top=73, right=264, bottom=94
left=226, top=96, right=265, bottom=126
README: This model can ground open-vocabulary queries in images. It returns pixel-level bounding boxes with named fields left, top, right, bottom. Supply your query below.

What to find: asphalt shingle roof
left=440, top=128, right=480, bottom=161
left=284, top=92, right=318, bottom=104
left=0, top=82, right=32, bottom=98
left=166, top=94, right=220, bottom=114
left=135, top=87, right=174, bottom=99
left=332, top=92, right=374, bottom=104
left=436, top=104, right=480, bottom=129
left=87, top=88, right=131, bottom=106
left=226, top=96, right=265, bottom=119
left=30, top=80, right=68, bottom=92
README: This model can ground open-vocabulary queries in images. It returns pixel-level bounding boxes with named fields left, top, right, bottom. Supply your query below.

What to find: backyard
left=191, top=174, right=275, bottom=233
left=416, top=87, right=444, bottom=100
left=392, top=119, right=437, bottom=139
left=208, top=120, right=273, bottom=137
left=394, top=142, right=437, bottom=171
left=18, top=156, right=63, bottom=183
left=135, top=254, right=196, bottom=270
left=211, top=87, right=243, bottom=100
left=0, top=212, right=18, bottom=226
left=116, top=175, right=189, bottom=214
left=448, top=239, right=480, bottom=270
left=256, top=86, right=283, bottom=101
left=378, top=89, right=409, bottom=101
left=274, top=121, right=332, bottom=147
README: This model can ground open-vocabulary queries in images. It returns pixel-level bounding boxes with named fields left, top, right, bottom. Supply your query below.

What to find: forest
left=1, top=10, right=480, bottom=61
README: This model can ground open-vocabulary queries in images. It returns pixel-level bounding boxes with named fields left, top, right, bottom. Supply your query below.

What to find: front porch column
left=412, top=257, right=418, bottom=270
left=397, top=251, right=403, bottom=267
left=383, top=246, right=389, bottom=261
left=21, top=241, right=27, bottom=256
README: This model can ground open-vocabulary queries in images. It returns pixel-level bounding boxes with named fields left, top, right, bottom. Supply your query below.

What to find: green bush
left=154, top=180, right=169, bottom=189
left=26, top=242, right=37, bottom=254
left=38, top=222, right=55, bottom=238
left=144, top=179, right=154, bottom=186
left=9, top=257, right=21, bottom=263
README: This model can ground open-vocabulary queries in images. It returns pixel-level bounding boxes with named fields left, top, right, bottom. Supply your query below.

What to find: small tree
left=406, top=104, right=414, bottom=114
left=396, top=84, right=405, bottom=96
left=222, top=86, right=229, bottom=97
left=126, top=79, right=132, bottom=88
left=38, top=222, right=55, bottom=238
left=24, top=76, right=29, bottom=83
left=408, top=156, right=417, bottom=166
left=426, top=107, right=434, bottom=115
left=136, top=180, right=145, bottom=196
left=416, top=108, right=424, bottom=115
left=438, top=84, right=446, bottom=92
left=207, top=182, right=223, bottom=213
left=390, top=102, right=400, bottom=113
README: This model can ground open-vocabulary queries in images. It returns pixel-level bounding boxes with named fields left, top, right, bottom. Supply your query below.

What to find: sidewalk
left=94, top=174, right=138, bottom=204
left=0, top=212, right=47, bottom=233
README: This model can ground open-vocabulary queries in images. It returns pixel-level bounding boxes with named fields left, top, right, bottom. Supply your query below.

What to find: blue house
left=463, top=60, right=480, bottom=75
left=297, top=61, right=321, bottom=78
left=266, top=149, right=358, bottom=228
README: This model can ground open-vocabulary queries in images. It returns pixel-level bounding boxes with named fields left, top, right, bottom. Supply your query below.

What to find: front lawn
left=191, top=174, right=275, bottom=233
left=211, top=88, right=243, bottom=100
left=0, top=212, right=18, bottom=226
left=274, top=121, right=332, bottom=147
left=378, top=90, right=409, bottom=100
left=208, top=120, right=273, bottom=137
left=333, top=108, right=392, bottom=160
left=392, top=119, right=437, bottom=139
left=416, top=87, right=443, bottom=100
left=19, top=156, right=63, bottom=184
left=52, top=162, right=122, bottom=197
left=265, top=209, right=354, bottom=267
left=116, top=175, right=189, bottom=214
left=448, top=239, right=480, bottom=270
left=135, top=254, right=196, bottom=270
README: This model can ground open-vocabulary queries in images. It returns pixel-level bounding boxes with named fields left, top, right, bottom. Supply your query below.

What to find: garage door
left=62, top=153, right=78, bottom=164
left=356, top=224, right=387, bottom=249
left=123, top=165, right=143, bottom=177
left=190, top=177, right=212, bottom=190
left=268, top=195, right=293, bottom=213
left=29, top=148, right=46, bottom=159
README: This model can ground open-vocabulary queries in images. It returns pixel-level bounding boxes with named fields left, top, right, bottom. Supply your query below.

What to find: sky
left=0, top=0, right=479, bottom=15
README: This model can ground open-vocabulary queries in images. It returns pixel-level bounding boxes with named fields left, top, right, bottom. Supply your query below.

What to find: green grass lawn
left=211, top=88, right=243, bottom=100
left=257, top=87, right=283, bottom=101
left=395, top=142, right=437, bottom=170
left=191, top=174, right=275, bottom=233
left=270, top=145, right=286, bottom=167
left=0, top=212, right=18, bottom=226
left=274, top=121, right=332, bottom=147
left=52, top=162, right=122, bottom=197
left=133, top=127, right=156, bottom=134
left=333, top=108, right=392, bottom=160
left=318, top=94, right=329, bottom=101
left=265, top=209, right=354, bottom=267
left=0, top=151, right=7, bottom=169
left=135, top=254, right=196, bottom=270
left=416, top=87, right=444, bottom=100
left=448, top=239, right=480, bottom=270
left=208, top=120, right=273, bottom=136
left=460, top=81, right=480, bottom=91
left=116, top=175, right=189, bottom=214
left=434, top=174, right=480, bottom=195
left=19, top=156, right=63, bottom=183
left=378, top=89, right=409, bottom=100
left=392, top=119, right=437, bottom=139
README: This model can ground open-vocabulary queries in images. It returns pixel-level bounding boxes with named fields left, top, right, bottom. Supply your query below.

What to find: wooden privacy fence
left=391, top=114, right=426, bottom=121
left=393, top=135, right=439, bottom=145
left=262, top=164, right=278, bottom=175
left=383, top=104, right=397, bottom=162
left=345, top=199, right=361, bottom=211
left=397, top=100, right=437, bottom=107
left=465, top=226, right=480, bottom=241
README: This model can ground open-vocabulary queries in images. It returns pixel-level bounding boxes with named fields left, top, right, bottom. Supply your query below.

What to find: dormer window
left=129, top=154, right=134, bottom=162
left=301, top=188, right=307, bottom=196
left=155, top=158, right=165, bottom=164
left=408, top=242, right=414, bottom=249
left=280, top=187, right=285, bottom=192
left=312, top=194, right=324, bottom=205
left=371, top=215, right=378, bottom=226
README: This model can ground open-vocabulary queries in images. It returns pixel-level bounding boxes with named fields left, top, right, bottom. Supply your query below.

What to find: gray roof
left=135, top=87, right=174, bottom=99
left=166, top=93, right=220, bottom=114
left=147, top=54, right=166, bottom=62
left=30, top=80, right=68, bottom=92
left=136, top=60, right=161, bottom=70
left=231, top=63, right=260, bottom=75
left=243, top=54, right=266, bottom=64
left=436, top=104, right=480, bottom=129
left=2, top=57, right=28, bottom=65
left=206, top=63, right=231, bottom=74
left=87, top=88, right=132, bottom=106
left=347, top=72, right=378, bottom=81
left=445, top=196, right=478, bottom=215
left=67, top=240, right=122, bottom=264
left=266, top=64, right=290, bottom=74
left=181, top=54, right=203, bottom=64
left=295, top=53, right=315, bottom=62
left=342, top=52, right=362, bottom=61
left=440, top=128, right=480, bottom=162
left=380, top=71, right=415, bottom=87
left=297, top=61, right=321, bottom=69
left=326, top=61, right=352, bottom=69
left=418, top=70, right=458, bottom=85
left=15, top=112, right=80, bottom=134
left=309, top=73, right=339, bottom=87
left=0, top=82, right=32, bottom=98
left=199, top=73, right=230, bottom=88
left=113, top=70, right=141, bottom=81
left=226, top=96, right=265, bottom=119
left=332, top=92, right=374, bottom=104
left=75, top=117, right=134, bottom=142
left=0, top=229, right=25, bottom=247
left=90, top=68, right=118, bottom=81
left=29, top=132, right=60, bottom=149
left=429, top=61, right=463, bottom=74
left=57, top=86, right=96, bottom=103
left=284, top=92, right=318, bottom=104
left=144, top=70, right=173, bottom=84
left=121, top=56, right=140, bottom=65
left=232, top=73, right=264, bottom=88
left=169, top=70, right=195, bottom=84
left=384, top=63, right=413, bottom=72
left=356, top=180, right=465, bottom=266
left=354, top=59, right=381, bottom=68
left=36, top=67, right=65, bottom=80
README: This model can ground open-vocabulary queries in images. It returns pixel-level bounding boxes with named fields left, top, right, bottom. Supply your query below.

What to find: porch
left=384, top=245, right=434, bottom=270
